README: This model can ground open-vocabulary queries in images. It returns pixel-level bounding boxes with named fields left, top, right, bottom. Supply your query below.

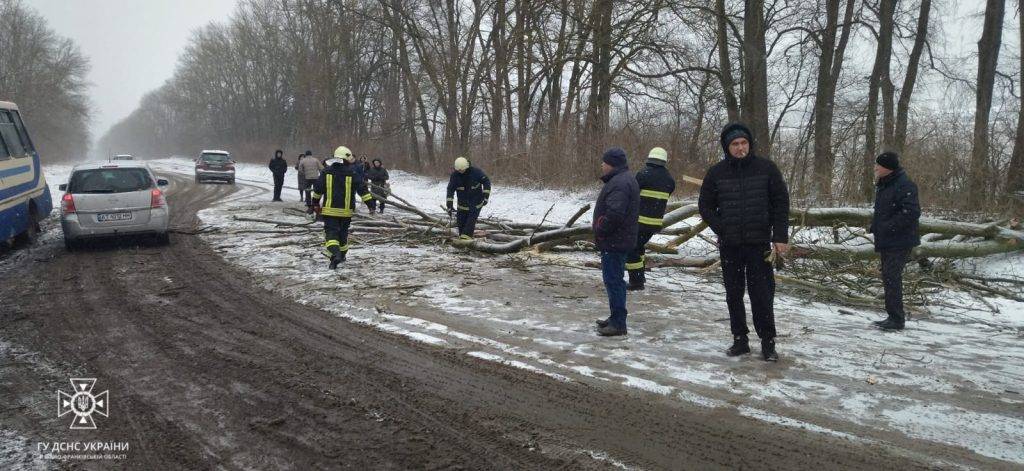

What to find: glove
left=313, top=204, right=321, bottom=215
left=446, top=201, right=454, bottom=212
left=480, top=199, right=488, bottom=207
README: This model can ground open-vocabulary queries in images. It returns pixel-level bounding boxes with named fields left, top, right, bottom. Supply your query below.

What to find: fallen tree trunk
left=791, top=208, right=1024, bottom=242
left=451, top=226, right=593, bottom=253
left=792, top=239, right=1022, bottom=260
left=645, top=255, right=719, bottom=268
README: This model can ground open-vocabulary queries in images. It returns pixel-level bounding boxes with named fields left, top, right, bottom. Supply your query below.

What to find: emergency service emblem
left=57, top=378, right=109, bottom=430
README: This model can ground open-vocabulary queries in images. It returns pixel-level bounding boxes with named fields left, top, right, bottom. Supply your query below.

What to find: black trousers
left=272, top=174, right=284, bottom=200
left=880, top=248, right=910, bottom=322
left=719, top=243, right=776, bottom=340
left=322, top=216, right=352, bottom=259
left=457, top=207, right=481, bottom=237
left=303, top=179, right=317, bottom=207
left=626, top=228, right=656, bottom=276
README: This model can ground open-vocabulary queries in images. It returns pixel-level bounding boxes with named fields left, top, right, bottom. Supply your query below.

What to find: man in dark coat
left=366, top=158, right=390, bottom=214
left=869, top=152, right=921, bottom=331
left=446, top=157, right=491, bottom=239
left=592, top=147, right=641, bottom=337
left=312, top=146, right=375, bottom=270
left=626, top=147, right=676, bottom=291
left=698, top=123, right=790, bottom=361
left=269, top=149, right=288, bottom=201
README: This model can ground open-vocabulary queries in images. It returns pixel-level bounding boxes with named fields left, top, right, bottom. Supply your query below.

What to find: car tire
left=229, top=178, right=235, bottom=185
left=13, top=208, right=39, bottom=247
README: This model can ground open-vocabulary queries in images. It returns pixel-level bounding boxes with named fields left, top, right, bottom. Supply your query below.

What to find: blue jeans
left=601, top=251, right=628, bottom=328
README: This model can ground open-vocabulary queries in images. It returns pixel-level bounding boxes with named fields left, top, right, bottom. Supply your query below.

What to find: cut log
left=791, top=208, right=1024, bottom=242
left=792, top=239, right=1022, bottom=260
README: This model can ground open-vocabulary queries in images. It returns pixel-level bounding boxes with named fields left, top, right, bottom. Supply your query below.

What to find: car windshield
left=68, top=168, right=153, bottom=194
left=201, top=153, right=229, bottom=162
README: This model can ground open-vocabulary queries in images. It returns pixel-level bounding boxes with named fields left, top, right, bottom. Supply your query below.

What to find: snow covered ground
left=33, top=158, right=1024, bottom=466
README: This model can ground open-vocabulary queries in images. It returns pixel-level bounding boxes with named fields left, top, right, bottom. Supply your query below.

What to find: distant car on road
left=112, top=154, right=134, bottom=161
left=58, top=162, right=170, bottom=250
left=0, top=100, right=52, bottom=247
left=194, top=150, right=235, bottom=184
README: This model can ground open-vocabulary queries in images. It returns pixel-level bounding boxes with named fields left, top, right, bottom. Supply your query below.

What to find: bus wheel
left=13, top=207, right=39, bottom=247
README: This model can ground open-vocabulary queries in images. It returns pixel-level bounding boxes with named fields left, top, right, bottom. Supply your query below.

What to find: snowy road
left=0, top=164, right=942, bottom=470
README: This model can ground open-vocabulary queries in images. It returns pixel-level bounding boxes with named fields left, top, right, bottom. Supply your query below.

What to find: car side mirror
left=157, top=179, right=169, bottom=186
left=58, top=183, right=67, bottom=191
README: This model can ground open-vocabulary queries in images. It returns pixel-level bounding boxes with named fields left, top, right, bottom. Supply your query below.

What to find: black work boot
left=595, top=318, right=610, bottom=328
left=597, top=324, right=627, bottom=336
left=877, top=318, right=905, bottom=331
left=626, top=269, right=645, bottom=291
left=726, top=336, right=751, bottom=356
left=872, top=315, right=894, bottom=327
left=329, top=255, right=343, bottom=270
left=761, top=338, right=778, bottom=362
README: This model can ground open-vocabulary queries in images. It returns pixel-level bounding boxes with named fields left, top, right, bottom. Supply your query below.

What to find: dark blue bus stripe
left=0, top=164, right=31, bottom=178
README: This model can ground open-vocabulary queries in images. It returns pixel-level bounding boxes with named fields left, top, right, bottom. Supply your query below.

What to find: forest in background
left=74, top=0, right=1024, bottom=210
left=0, top=0, right=91, bottom=162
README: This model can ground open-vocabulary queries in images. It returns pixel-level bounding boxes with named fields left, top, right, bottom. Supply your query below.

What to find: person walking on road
left=298, top=150, right=323, bottom=213
left=366, top=158, right=390, bottom=214
left=698, top=123, right=790, bottom=362
left=626, top=147, right=676, bottom=291
left=311, top=146, right=375, bottom=270
left=445, top=157, right=491, bottom=239
left=592, top=147, right=640, bottom=337
left=869, top=152, right=921, bottom=331
left=269, top=149, right=288, bottom=202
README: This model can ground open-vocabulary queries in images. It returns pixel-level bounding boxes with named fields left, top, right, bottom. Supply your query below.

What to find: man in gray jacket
left=297, top=150, right=323, bottom=212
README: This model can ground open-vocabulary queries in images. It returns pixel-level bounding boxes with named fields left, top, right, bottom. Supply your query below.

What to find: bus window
left=0, top=111, right=27, bottom=157
left=9, top=110, right=35, bottom=154
left=0, top=133, right=10, bottom=160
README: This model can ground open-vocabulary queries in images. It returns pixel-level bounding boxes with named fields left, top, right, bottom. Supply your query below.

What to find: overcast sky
left=25, top=0, right=237, bottom=145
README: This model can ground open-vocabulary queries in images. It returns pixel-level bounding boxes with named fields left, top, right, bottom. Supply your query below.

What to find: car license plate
left=97, top=212, right=133, bottom=222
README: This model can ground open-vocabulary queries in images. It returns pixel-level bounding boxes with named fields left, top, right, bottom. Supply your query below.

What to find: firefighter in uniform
left=446, top=157, right=491, bottom=239
left=312, top=146, right=375, bottom=270
left=626, top=147, right=676, bottom=291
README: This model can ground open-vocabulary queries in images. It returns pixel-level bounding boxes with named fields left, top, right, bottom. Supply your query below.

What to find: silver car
left=194, top=150, right=235, bottom=184
left=59, top=162, right=170, bottom=250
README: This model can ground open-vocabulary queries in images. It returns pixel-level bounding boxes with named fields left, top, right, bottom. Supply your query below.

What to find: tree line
left=0, top=0, right=90, bottom=162
left=98, top=0, right=1024, bottom=209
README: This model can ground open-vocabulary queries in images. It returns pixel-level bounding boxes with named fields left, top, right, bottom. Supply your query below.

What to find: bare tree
left=811, top=0, right=857, bottom=199
left=741, top=0, right=771, bottom=157
left=1008, top=0, right=1024, bottom=197
left=861, top=0, right=897, bottom=201
left=967, top=0, right=1007, bottom=207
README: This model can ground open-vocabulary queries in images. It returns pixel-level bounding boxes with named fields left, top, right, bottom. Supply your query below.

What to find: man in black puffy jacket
left=626, top=147, right=676, bottom=291
left=698, top=123, right=790, bottom=361
left=592, top=147, right=640, bottom=336
left=268, top=149, right=288, bottom=201
left=869, top=152, right=921, bottom=331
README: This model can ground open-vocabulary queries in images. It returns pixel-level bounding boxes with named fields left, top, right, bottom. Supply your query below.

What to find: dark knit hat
left=719, top=122, right=754, bottom=156
left=274, top=149, right=283, bottom=157
left=602, top=147, right=627, bottom=167
left=876, top=152, right=900, bottom=171
left=305, top=150, right=312, bottom=156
